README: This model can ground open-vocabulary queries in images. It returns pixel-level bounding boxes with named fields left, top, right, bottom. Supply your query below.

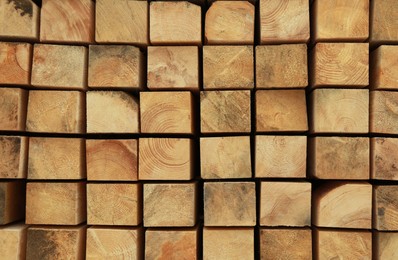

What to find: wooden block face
left=260, top=181, right=311, bottom=226
left=311, top=137, right=369, bottom=180
left=260, top=228, right=312, bottom=260
left=256, top=135, right=306, bottom=178
left=140, top=91, right=193, bottom=134
left=370, top=91, right=398, bottom=134
left=87, top=227, right=143, bottom=260
left=374, top=186, right=398, bottom=230
left=86, top=139, right=138, bottom=181
left=87, top=183, right=141, bottom=226
left=375, top=232, right=398, bottom=260
left=0, top=181, right=25, bottom=224
left=370, top=0, right=398, bottom=44
left=205, top=1, right=254, bottom=44
left=26, top=90, right=84, bottom=133
left=312, top=43, right=369, bottom=87
left=26, top=226, right=85, bottom=260
left=150, top=1, right=201, bottom=45
left=95, top=0, right=148, bottom=45
left=0, top=136, right=27, bottom=179
left=316, top=229, right=372, bottom=260
left=372, top=138, right=398, bottom=180
left=260, top=0, right=310, bottom=43
left=372, top=46, right=398, bottom=90
left=0, top=42, right=31, bottom=85
left=203, top=228, right=253, bottom=260
left=256, top=44, right=308, bottom=88
left=201, top=90, right=251, bottom=133
left=147, top=46, right=199, bottom=90
left=0, top=224, right=27, bottom=260
left=139, top=138, right=192, bottom=180
left=31, top=44, right=87, bottom=90
left=145, top=228, right=197, bottom=260
left=0, top=0, right=39, bottom=40
left=311, top=89, right=369, bottom=133
left=25, top=182, right=86, bottom=225
left=87, top=91, right=139, bottom=133
left=0, top=88, right=27, bottom=131
left=144, top=183, right=196, bottom=227
left=40, top=0, right=94, bottom=43
left=203, top=46, right=254, bottom=89
left=200, top=136, right=251, bottom=179
left=28, top=137, right=84, bottom=180
left=313, top=0, right=369, bottom=42
left=204, top=182, right=255, bottom=226
left=256, top=90, right=308, bottom=132
left=313, top=183, right=372, bottom=229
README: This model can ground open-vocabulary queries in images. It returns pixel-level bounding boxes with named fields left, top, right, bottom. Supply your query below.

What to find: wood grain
left=0, top=136, right=27, bottom=179
left=374, top=185, right=398, bottom=230
left=0, top=181, right=25, bottom=225
left=370, top=91, right=398, bottom=134
left=371, top=137, right=398, bottom=180
left=0, top=88, right=27, bottom=131
left=0, top=42, right=31, bottom=85
left=371, top=46, right=398, bottom=90
left=0, top=223, right=27, bottom=260
left=370, top=0, right=398, bottom=45
left=375, top=232, right=398, bottom=260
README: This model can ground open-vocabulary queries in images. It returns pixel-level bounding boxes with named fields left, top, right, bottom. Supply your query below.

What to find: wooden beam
left=374, top=185, right=398, bottom=231
left=204, top=182, right=255, bottom=226
left=201, top=90, right=251, bottom=133
left=371, top=137, right=398, bottom=180
left=203, top=45, right=254, bottom=89
left=375, top=232, right=398, bottom=260
left=200, top=136, right=251, bottom=179
left=0, top=136, right=27, bottom=179
left=87, top=91, right=139, bottom=133
left=0, top=181, right=25, bottom=225
left=148, top=46, right=199, bottom=91
left=144, top=183, right=196, bottom=227
left=0, top=42, right=31, bottom=85
left=371, top=46, right=398, bottom=90
left=205, top=1, right=254, bottom=44
left=256, top=44, right=308, bottom=89
left=256, top=90, right=308, bottom=132
left=86, top=139, right=138, bottom=181
left=370, top=0, right=398, bottom=45
left=0, top=88, right=27, bottom=131
left=28, top=137, right=85, bottom=180
left=0, top=223, right=27, bottom=260
left=87, top=183, right=141, bottom=226
left=40, top=0, right=94, bottom=43
left=370, top=91, right=398, bottom=134
left=25, top=182, right=86, bottom=225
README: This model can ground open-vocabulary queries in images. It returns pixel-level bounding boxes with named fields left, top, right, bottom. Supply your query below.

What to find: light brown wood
left=256, top=135, right=306, bottom=178
left=375, top=232, right=398, bottom=260
left=0, top=42, right=31, bottom=85
left=203, top=228, right=253, bottom=260
left=0, top=136, right=27, bottom=179
left=88, top=45, right=144, bottom=89
left=0, top=223, right=27, bottom=260
left=370, top=0, right=398, bottom=45
left=26, top=226, right=85, bottom=260
left=201, top=90, right=251, bottom=133
left=140, top=91, right=193, bottom=134
left=310, top=137, right=369, bottom=180
left=200, top=136, right=251, bottom=179
left=26, top=90, right=84, bottom=134
left=204, top=182, right=255, bottom=226
left=28, top=137, right=85, bottom=180
left=0, top=0, right=39, bottom=41
left=145, top=228, right=197, bottom=260
left=40, top=0, right=94, bottom=43
left=374, top=185, right=398, bottom=230
left=256, top=44, right=307, bottom=89
left=87, top=183, right=141, bottom=226
left=370, top=91, right=398, bottom=134
left=313, top=0, right=369, bottom=42
left=0, top=181, right=25, bottom=224
left=205, top=1, right=254, bottom=44
left=315, top=229, right=372, bottom=260
left=25, top=182, right=86, bottom=225
left=31, top=44, right=87, bottom=90
left=260, top=181, right=311, bottom=227
left=313, top=182, right=372, bottom=229
left=371, top=46, right=398, bottom=90
left=87, top=91, right=139, bottom=134
left=260, top=0, right=309, bottom=44
left=96, top=0, right=148, bottom=45
left=203, top=45, right=254, bottom=89
left=256, top=90, right=308, bottom=132
left=311, top=89, right=369, bottom=133
left=150, top=1, right=201, bottom=45
left=86, top=139, right=138, bottom=181
left=0, top=88, right=27, bottom=131
left=312, top=43, right=369, bottom=87
left=371, top=137, right=398, bottom=180
left=86, top=227, right=143, bottom=260
left=148, top=46, right=199, bottom=90
left=139, top=138, right=193, bottom=180
left=260, top=228, right=312, bottom=260
left=144, top=183, right=196, bottom=227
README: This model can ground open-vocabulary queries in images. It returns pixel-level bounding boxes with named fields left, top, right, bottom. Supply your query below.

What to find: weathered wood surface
left=0, top=136, right=27, bottom=179
left=0, top=42, right=31, bottom=85
left=370, top=91, right=398, bottom=134
left=371, top=137, right=398, bottom=180
left=0, top=88, right=27, bottom=131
